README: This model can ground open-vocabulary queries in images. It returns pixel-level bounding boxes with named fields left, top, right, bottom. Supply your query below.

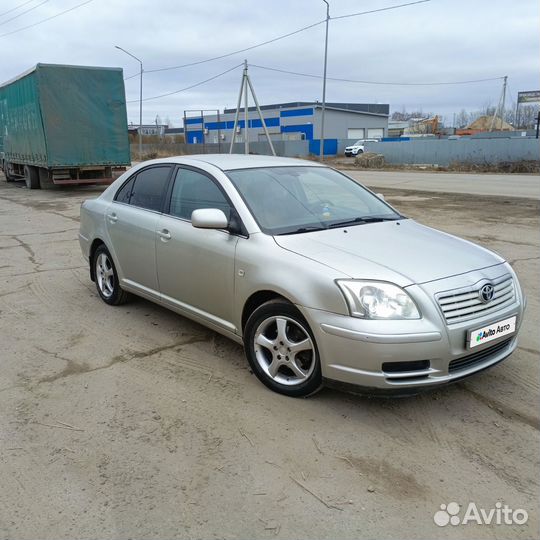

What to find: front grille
left=448, top=338, right=512, bottom=373
left=437, top=275, right=515, bottom=324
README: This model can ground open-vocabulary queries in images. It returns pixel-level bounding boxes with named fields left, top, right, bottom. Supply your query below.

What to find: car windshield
left=226, top=166, right=402, bottom=235
left=354, top=140, right=365, bottom=146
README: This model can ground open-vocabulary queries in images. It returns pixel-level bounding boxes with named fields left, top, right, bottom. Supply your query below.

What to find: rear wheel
left=3, top=162, right=16, bottom=182
left=93, top=245, right=130, bottom=305
left=39, top=168, right=58, bottom=190
left=24, top=165, right=40, bottom=189
left=244, top=300, right=322, bottom=397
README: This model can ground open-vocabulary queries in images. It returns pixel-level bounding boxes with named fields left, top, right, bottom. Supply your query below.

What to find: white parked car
left=344, top=139, right=379, bottom=157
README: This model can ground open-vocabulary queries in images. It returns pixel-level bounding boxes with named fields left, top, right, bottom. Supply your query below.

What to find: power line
left=0, top=0, right=93, bottom=39
left=124, top=0, right=432, bottom=81
left=0, top=0, right=48, bottom=27
left=124, top=19, right=325, bottom=81
left=0, top=0, right=35, bottom=18
left=126, top=63, right=243, bottom=103
left=331, top=0, right=431, bottom=20
left=251, top=63, right=505, bottom=86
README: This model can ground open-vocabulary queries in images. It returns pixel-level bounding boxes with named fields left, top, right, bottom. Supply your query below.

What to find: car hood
left=274, top=219, right=504, bottom=286
left=345, top=145, right=362, bottom=150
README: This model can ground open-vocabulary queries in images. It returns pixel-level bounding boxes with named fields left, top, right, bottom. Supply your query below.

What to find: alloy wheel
left=96, top=252, right=115, bottom=298
left=253, top=315, right=316, bottom=386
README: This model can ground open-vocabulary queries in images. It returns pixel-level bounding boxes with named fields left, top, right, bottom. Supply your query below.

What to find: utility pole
left=115, top=46, right=143, bottom=158
left=244, top=61, right=249, bottom=155
left=501, top=75, right=507, bottom=124
left=320, top=0, right=330, bottom=160
left=229, top=61, right=276, bottom=156
left=490, top=75, right=507, bottom=131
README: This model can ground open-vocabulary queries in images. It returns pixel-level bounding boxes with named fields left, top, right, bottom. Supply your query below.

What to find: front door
left=156, top=166, right=239, bottom=332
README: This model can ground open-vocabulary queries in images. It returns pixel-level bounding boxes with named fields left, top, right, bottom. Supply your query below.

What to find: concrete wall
left=363, top=137, right=540, bottom=165
left=132, top=140, right=310, bottom=158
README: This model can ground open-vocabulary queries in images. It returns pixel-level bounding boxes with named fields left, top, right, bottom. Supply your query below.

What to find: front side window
left=227, top=166, right=401, bottom=235
left=115, top=166, right=171, bottom=211
left=168, top=168, right=231, bottom=221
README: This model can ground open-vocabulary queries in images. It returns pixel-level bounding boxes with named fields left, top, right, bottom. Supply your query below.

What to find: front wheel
left=244, top=300, right=322, bottom=397
left=93, top=245, right=130, bottom=305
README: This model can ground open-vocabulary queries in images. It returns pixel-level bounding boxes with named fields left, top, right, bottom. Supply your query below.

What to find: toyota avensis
left=79, top=155, right=525, bottom=397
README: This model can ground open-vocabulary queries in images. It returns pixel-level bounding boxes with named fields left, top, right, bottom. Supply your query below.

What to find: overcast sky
left=1, top=0, right=538, bottom=126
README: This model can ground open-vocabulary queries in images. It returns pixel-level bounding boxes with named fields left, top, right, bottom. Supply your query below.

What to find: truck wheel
left=3, top=163, right=15, bottom=182
left=39, top=168, right=58, bottom=190
left=24, top=165, right=40, bottom=189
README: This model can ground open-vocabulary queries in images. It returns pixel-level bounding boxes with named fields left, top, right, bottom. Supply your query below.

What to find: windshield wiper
left=328, top=216, right=399, bottom=228
left=278, top=226, right=327, bottom=235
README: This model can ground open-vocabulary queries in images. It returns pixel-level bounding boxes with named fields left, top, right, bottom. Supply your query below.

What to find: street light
left=115, top=45, right=143, bottom=158
left=320, top=0, right=330, bottom=161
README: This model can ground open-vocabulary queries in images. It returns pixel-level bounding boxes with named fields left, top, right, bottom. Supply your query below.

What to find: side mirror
left=376, top=193, right=385, bottom=201
left=191, top=208, right=229, bottom=229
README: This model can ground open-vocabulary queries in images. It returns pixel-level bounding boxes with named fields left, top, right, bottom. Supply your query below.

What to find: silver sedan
left=79, top=155, right=525, bottom=397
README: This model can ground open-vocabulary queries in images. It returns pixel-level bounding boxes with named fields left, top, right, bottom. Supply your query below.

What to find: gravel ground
left=0, top=173, right=538, bottom=540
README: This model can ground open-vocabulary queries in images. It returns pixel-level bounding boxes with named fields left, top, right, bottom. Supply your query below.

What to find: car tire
left=93, top=245, right=130, bottom=305
left=24, top=165, right=40, bottom=189
left=244, top=299, right=323, bottom=397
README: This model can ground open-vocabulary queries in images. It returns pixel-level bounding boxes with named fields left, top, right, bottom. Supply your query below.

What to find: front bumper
left=299, top=269, right=525, bottom=392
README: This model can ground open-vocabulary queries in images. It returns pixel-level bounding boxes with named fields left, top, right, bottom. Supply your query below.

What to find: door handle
left=107, top=213, right=118, bottom=223
left=157, top=229, right=171, bottom=241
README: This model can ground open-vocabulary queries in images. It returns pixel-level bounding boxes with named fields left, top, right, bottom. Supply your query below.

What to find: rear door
left=156, top=166, right=239, bottom=332
left=106, top=165, right=173, bottom=298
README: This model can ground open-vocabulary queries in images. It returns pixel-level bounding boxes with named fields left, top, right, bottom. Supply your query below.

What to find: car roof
left=152, top=154, right=324, bottom=171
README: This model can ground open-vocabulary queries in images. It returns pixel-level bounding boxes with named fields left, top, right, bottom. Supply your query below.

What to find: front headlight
left=336, top=280, right=420, bottom=319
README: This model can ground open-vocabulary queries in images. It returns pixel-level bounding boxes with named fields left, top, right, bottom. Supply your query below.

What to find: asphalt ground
left=0, top=170, right=538, bottom=540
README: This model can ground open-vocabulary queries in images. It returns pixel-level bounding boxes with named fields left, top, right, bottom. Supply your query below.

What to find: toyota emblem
left=479, top=283, right=494, bottom=303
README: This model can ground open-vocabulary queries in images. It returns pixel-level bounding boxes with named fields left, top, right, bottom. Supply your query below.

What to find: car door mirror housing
left=191, top=208, right=229, bottom=229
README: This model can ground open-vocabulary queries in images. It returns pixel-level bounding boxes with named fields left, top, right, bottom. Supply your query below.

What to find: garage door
left=347, top=128, right=365, bottom=139
left=367, top=128, right=384, bottom=139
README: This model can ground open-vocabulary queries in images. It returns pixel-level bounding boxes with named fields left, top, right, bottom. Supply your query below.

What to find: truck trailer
left=0, top=63, right=131, bottom=189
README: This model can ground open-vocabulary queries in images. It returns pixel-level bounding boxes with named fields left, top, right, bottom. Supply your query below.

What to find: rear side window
left=115, top=177, right=135, bottom=203
left=116, top=166, right=171, bottom=211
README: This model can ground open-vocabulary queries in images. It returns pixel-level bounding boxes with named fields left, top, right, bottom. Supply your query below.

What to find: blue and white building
left=183, top=101, right=389, bottom=155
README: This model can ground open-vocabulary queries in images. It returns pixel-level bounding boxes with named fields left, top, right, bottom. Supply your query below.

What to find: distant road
left=341, top=170, right=540, bottom=200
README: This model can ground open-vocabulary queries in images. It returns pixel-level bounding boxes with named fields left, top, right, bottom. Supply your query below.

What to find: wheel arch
left=241, top=290, right=296, bottom=333
left=89, top=238, right=106, bottom=282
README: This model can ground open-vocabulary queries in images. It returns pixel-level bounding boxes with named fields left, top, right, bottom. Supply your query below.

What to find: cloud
left=1, top=0, right=538, bottom=125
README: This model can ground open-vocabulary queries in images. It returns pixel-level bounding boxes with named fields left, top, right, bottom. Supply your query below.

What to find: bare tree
left=391, top=108, right=436, bottom=121
left=455, top=109, right=470, bottom=128
left=516, top=104, right=540, bottom=129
